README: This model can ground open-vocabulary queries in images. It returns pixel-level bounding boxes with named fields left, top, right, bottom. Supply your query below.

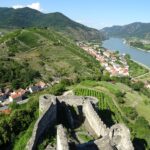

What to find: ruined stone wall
left=58, top=95, right=98, bottom=107
left=26, top=95, right=57, bottom=150
left=26, top=94, right=134, bottom=150
left=57, top=124, right=69, bottom=150
left=108, top=124, right=134, bottom=150
left=83, top=101, right=109, bottom=138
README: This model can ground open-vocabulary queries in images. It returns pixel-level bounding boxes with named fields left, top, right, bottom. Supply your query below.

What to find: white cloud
left=27, top=2, right=41, bottom=11
left=12, top=5, right=24, bottom=9
left=12, top=2, right=42, bottom=11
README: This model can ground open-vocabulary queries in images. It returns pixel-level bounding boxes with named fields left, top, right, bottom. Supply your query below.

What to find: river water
left=102, top=38, right=150, bottom=68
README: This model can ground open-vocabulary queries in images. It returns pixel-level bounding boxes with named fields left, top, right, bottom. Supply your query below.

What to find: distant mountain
left=0, top=7, right=105, bottom=41
left=101, top=22, right=150, bottom=39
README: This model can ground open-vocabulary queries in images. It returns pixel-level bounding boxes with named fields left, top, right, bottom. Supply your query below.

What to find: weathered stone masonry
left=26, top=95, right=57, bottom=150
left=26, top=94, right=134, bottom=150
left=57, top=124, right=69, bottom=150
left=83, top=100, right=109, bottom=137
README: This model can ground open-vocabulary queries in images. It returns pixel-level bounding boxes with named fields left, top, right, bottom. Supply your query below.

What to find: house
left=145, top=83, right=150, bottom=89
left=9, top=89, right=26, bottom=102
left=0, top=109, right=11, bottom=115
left=0, top=94, right=8, bottom=103
left=29, top=85, right=40, bottom=93
left=103, top=51, right=110, bottom=58
left=35, top=81, right=47, bottom=89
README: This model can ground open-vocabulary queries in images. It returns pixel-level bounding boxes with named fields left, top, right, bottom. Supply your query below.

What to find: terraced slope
left=0, top=28, right=101, bottom=88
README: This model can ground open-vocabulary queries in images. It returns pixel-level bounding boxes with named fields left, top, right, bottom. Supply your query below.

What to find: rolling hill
left=0, top=28, right=102, bottom=88
left=0, top=7, right=105, bottom=41
left=101, top=22, right=150, bottom=39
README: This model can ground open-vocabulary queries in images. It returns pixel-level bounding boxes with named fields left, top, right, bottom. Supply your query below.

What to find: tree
left=131, top=82, right=144, bottom=91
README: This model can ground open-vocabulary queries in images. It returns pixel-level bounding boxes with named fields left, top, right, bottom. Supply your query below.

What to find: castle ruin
left=26, top=94, right=134, bottom=150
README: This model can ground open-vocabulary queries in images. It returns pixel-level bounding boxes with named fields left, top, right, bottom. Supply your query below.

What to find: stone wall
left=57, top=124, right=69, bottom=150
left=58, top=95, right=98, bottom=107
left=26, top=94, right=134, bottom=150
left=83, top=100, right=109, bottom=138
left=26, top=95, right=57, bottom=150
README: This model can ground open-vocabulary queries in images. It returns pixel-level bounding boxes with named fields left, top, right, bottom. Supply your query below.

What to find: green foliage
left=131, top=117, right=150, bottom=149
left=0, top=59, right=41, bottom=89
left=127, top=59, right=148, bottom=77
left=78, top=133, right=93, bottom=142
left=9, top=102, right=19, bottom=110
left=0, top=95, right=39, bottom=148
left=131, top=81, right=144, bottom=91
left=49, top=83, right=66, bottom=96
left=17, top=30, right=40, bottom=47
left=115, top=91, right=126, bottom=97
left=117, top=97, right=125, bottom=104
left=130, top=41, right=150, bottom=51
left=13, top=121, right=36, bottom=150
left=122, top=107, right=138, bottom=120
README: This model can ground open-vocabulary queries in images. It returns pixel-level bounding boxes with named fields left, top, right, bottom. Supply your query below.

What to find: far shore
left=123, top=39, right=150, bottom=53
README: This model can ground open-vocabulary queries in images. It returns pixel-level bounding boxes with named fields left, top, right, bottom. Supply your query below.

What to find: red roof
left=35, top=81, right=46, bottom=88
left=10, top=88, right=26, bottom=99
left=0, top=109, right=11, bottom=115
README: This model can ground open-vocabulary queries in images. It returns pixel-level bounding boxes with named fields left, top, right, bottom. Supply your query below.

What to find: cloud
left=27, top=2, right=41, bottom=11
left=13, top=2, right=42, bottom=11
left=12, top=5, right=24, bottom=9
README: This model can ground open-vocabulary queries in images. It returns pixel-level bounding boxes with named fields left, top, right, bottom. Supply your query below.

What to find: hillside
left=0, top=28, right=102, bottom=88
left=101, top=22, right=150, bottom=39
left=0, top=7, right=105, bottom=41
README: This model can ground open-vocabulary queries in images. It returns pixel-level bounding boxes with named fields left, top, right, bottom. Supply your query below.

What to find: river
left=102, top=38, right=150, bottom=68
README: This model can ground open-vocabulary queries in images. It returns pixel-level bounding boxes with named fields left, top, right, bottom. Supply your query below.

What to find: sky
left=0, top=0, right=150, bottom=29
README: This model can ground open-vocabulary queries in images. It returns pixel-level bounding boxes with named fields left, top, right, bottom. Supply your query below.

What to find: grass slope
left=0, top=28, right=101, bottom=87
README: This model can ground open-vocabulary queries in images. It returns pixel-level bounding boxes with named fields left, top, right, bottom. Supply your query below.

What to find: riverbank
left=124, top=39, right=150, bottom=53
left=131, top=59, right=150, bottom=71
left=102, top=38, right=150, bottom=68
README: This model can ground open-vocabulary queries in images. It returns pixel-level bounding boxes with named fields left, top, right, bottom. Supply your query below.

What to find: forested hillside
left=101, top=22, right=150, bottom=40
left=0, top=7, right=106, bottom=41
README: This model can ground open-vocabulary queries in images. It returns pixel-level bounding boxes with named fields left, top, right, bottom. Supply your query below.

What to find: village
left=77, top=42, right=129, bottom=77
left=0, top=81, right=49, bottom=114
